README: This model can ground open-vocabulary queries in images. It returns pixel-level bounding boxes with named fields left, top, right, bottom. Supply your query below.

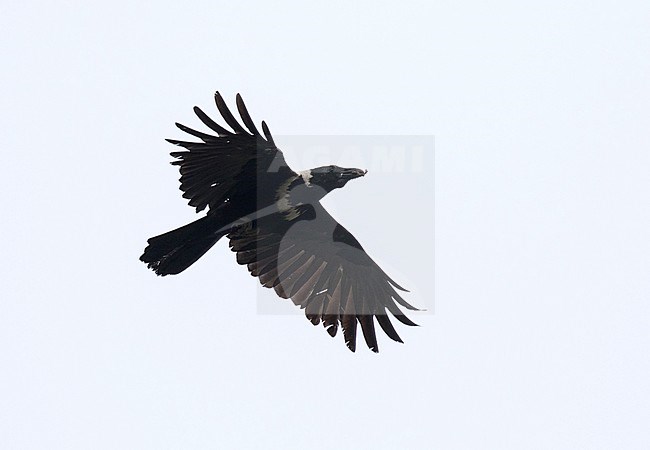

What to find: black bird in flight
left=140, top=92, right=419, bottom=352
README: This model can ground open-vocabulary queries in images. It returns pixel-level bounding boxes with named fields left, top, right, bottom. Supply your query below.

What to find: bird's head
left=302, top=165, right=367, bottom=193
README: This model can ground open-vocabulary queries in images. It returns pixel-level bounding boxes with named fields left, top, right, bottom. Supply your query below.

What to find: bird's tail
left=140, top=216, right=226, bottom=276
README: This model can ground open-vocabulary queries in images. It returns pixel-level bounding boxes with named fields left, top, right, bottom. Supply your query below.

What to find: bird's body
left=141, top=92, right=418, bottom=352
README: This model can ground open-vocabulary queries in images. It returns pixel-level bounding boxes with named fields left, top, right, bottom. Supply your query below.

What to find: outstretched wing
left=228, top=203, right=419, bottom=352
left=167, top=92, right=295, bottom=213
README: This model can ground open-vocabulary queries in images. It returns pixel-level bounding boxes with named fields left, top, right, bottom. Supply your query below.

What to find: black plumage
left=140, top=92, right=419, bottom=352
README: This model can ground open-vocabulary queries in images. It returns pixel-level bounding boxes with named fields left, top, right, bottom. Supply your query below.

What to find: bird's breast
left=274, top=177, right=305, bottom=221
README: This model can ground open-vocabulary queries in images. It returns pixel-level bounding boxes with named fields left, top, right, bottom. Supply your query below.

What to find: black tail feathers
left=140, top=216, right=225, bottom=276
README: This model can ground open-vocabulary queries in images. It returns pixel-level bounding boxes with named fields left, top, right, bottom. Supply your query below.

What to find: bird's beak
left=341, top=168, right=368, bottom=182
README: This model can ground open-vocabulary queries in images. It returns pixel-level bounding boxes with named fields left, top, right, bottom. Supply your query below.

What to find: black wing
left=167, top=92, right=295, bottom=213
left=228, top=203, right=419, bottom=352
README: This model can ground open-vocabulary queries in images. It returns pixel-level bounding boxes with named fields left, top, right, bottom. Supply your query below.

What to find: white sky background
left=1, top=1, right=649, bottom=449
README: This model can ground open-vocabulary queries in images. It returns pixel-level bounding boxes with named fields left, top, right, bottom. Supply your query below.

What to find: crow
left=140, top=92, right=419, bottom=352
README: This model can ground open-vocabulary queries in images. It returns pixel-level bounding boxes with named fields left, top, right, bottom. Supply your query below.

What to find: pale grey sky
left=1, top=1, right=649, bottom=449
